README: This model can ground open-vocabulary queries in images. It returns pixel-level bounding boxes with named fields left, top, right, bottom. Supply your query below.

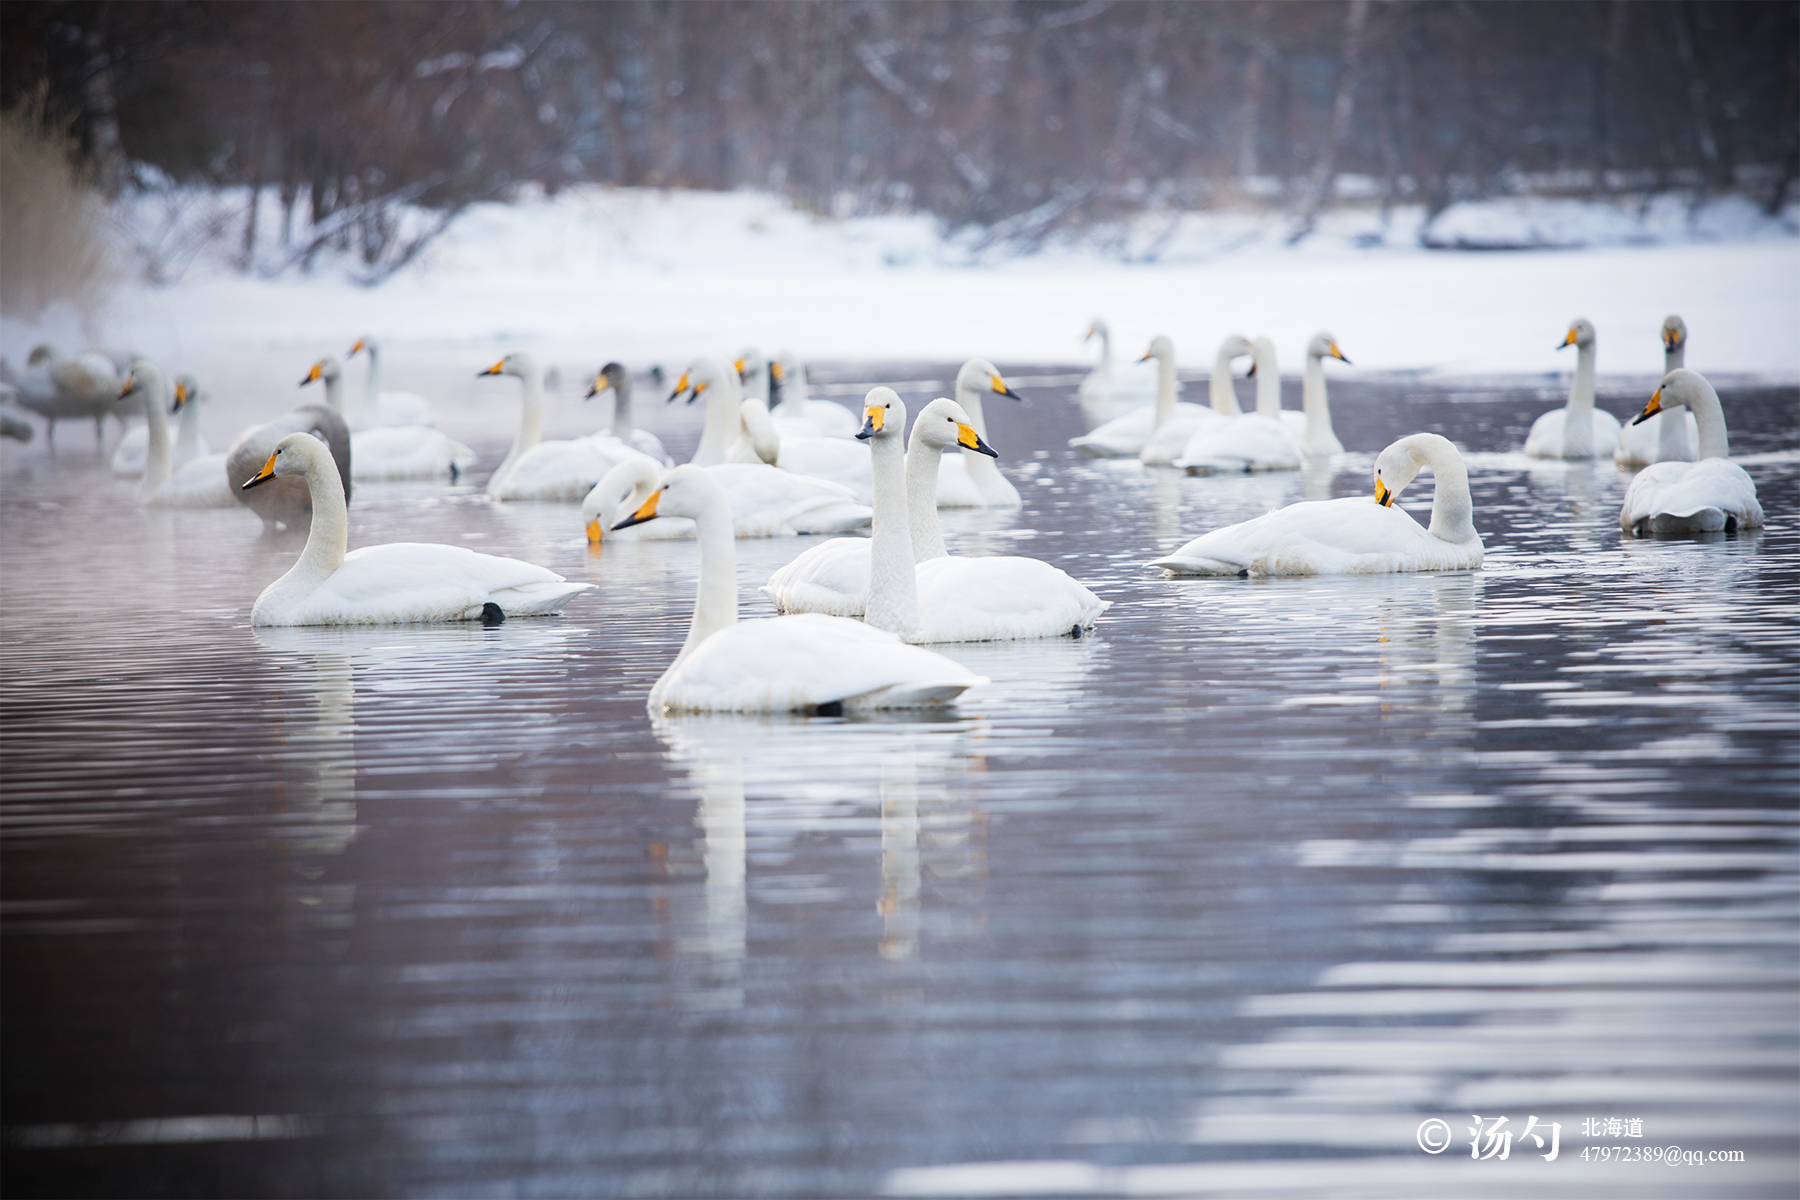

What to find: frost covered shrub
left=0, top=98, right=113, bottom=318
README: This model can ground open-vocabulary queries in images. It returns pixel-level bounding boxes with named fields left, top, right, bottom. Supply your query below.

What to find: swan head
left=242, top=430, right=329, bottom=490
left=1373, top=437, right=1428, bottom=506
left=300, top=355, right=341, bottom=388
left=955, top=358, right=1023, bottom=404
left=611, top=462, right=723, bottom=530
left=582, top=457, right=660, bottom=543
left=1084, top=318, right=1109, bottom=342
left=1217, top=334, right=1253, bottom=361
left=771, top=350, right=804, bottom=389
left=1308, top=332, right=1351, bottom=365
left=671, top=355, right=732, bottom=404
left=585, top=361, right=628, bottom=400
left=171, top=374, right=200, bottom=414
left=856, top=386, right=907, bottom=442
left=1558, top=318, right=1595, bottom=351
left=118, top=359, right=164, bottom=404
left=1661, top=314, right=1687, bottom=353
left=1138, top=334, right=1174, bottom=365
left=733, top=347, right=767, bottom=383
left=347, top=336, right=379, bottom=360
left=909, top=396, right=997, bottom=457
left=478, top=351, right=536, bottom=382
left=1633, top=368, right=1713, bottom=426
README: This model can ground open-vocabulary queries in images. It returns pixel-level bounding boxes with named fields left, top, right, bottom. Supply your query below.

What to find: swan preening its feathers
left=243, top=432, right=589, bottom=626
left=1150, top=433, right=1484, bottom=577
left=1619, top=369, right=1763, bottom=536
left=612, top=461, right=984, bottom=714
left=1525, top=318, right=1623, bottom=459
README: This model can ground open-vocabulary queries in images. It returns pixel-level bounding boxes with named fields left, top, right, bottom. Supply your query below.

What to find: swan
left=1525, top=318, right=1623, bottom=459
left=1292, top=332, right=1351, bottom=456
left=113, top=373, right=210, bottom=477
left=227, top=390, right=353, bottom=532
left=345, top=335, right=436, bottom=429
left=483, top=351, right=655, bottom=500
left=583, top=362, right=672, bottom=464
left=116, top=361, right=237, bottom=508
left=675, top=355, right=873, bottom=498
left=1070, top=336, right=1214, bottom=460
left=581, top=456, right=871, bottom=542
left=934, top=358, right=1023, bottom=505
left=10, top=343, right=120, bottom=446
left=243, top=432, right=590, bottom=626
left=613, top=463, right=983, bottom=714
left=1175, top=335, right=1305, bottom=473
left=303, top=355, right=475, bottom=482
left=771, top=350, right=859, bottom=438
left=1077, top=318, right=1159, bottom=409
left=762, top=393, right=1109, bottom=639
left=1619, top=369, right=1763, bottom=536
left=1140, top=335, right=1255, bottom=465
left=1614, top=315, right=1699, bottom=467
left=1151, top=433, right=1484, bottom=576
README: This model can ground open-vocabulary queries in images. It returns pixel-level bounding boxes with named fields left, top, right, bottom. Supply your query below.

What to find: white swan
left=346, top=335, right=436, bottom=429
left=581, top=456, right=871, bottom=542
left=113, top=373, right=210, bottom=477
left=1140, top=335, right=1254, bottom=465
left=1077, top=318, right=1158, bottom=408
left=584, top=362, right=672, bottom=463
left=10, top=343, right=120, bottom=446
left=763, top=393, right=1110, bottom=640
left=1619, top=369, right=1764, bottom=536
left=1293, top=332, right=1351, bottom=456
left=934, top=358, right=1023, bottom=506
left=675, top=355, right=874, bottom=498
left=117, top=361, right=237, bottom=508
left=1070, top=336, right=1214, bottom=460
left=243, top=432, right=590, bottom=626
left=1175, top=335, right=1305, bottom=473
left=227, top=391, right=353, bottom=532
left=1614, top=315, right=1699, bottom=467
left=1525, top=318, right=1623, bottom=459
left=1151, top=433, right=1484, bottom=576
left=771, top=350, right=859, bottom=438
left=483, top=351, right=655, bottom=500
left=303, top=355, right=475, bottom=482
left=613, top=463, right=983, bottom=714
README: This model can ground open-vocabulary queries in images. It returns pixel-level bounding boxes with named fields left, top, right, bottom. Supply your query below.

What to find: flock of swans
left=0, top=312, right=1767, bottom=717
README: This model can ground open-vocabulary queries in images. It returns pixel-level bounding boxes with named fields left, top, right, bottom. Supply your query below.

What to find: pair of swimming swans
left=113, top=373, right=209, bottom=477
left=1619, top=369, right=1763, bottom=536
left=1150, top=433, right=1484, bottom=576
left=302, top=354, right=475, bottom=481
left=761, top=391, right=1108, bottom=641
left=118, top=361, right=238, bottom=508
left=243, top=432, right=589, bottom=625
left=484, top=351, right=665, bottom=501
left=1613, top=315, right=1699, bottom=467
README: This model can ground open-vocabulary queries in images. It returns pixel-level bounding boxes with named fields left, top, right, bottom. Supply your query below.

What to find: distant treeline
left=5, top=0, right=1796, bottom=269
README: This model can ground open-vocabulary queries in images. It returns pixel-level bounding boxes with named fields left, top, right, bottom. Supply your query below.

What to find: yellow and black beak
left=957, top=422, right=998, bottom=458
left=770, top=361, right=785, bottom=382
left=478, top=360, right=505, bottom=378
left=1330, top=342, right=1352, bottom=365
left=1662, top=329, right=1682, bottom=352
left=991, top=373, right=1022, bottom=401
left=299, top=362, right=322, bottom=387
left=1375, top=478, right=1394, bottom=507
left=242, top=449, right=279, bottom=491
left=1246, top=361, right=1258, bottom=377
left=1557, top=328, right=1578, bottom=350
left=349, top=339, right=366, bottom=356
left=585, top=517, right=603, bottom=544
left=117, top=376, right=136, bottom=400
left=585, top=373, right=611, bottom=400
left=171, top=381, right=188, bottom=413
left=1632, top=387, right=1664, bottom=427
left=612, top=488, right=662, bottom=530
left=666, top=371, right=691, bottom=403
left=857, top=404, right=886, bottom=440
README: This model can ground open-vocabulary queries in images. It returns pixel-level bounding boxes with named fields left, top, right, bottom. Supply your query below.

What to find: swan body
left=485, top=351, right=653, bottom=500
left=1614, top=315, right=1699, bottom=467
left=1525, top=318, right=1622, bottom=459
left=1140, top=335, right=1246, bottom=465
left=347, top=336, right=436, bottom=429
left=228, top=399, right=353, bottom=531
left=1175, top=336, right=1305, bottom=473
left=113, top=374, right=210, bottom=476
left=1619, top=369, right=1763, bottom=536
left=1152, top=433, right=1484, bottom=576
left=1071, top=334, right=1211, bottom=460
left=771, top=350, right=859, bottom=439
left=582, top=458, right=871, bottom=542
left=11, top=344, right=121, bottom=445
left=0, top=401, right=33, bottom=442
left=933, top=359, right=1023, bottom=505
left=1077, top=318, right=1159, bottom=407
left=585, top=362, right=672, bottom=464
left=303, top=355, right=474, bottom=481
left=245, top=433, right=588, bottom=626
left=614, top=463, right=982, bottom=714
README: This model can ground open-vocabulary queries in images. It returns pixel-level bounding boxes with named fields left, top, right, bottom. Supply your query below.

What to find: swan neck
left=864, top=429, right=920, bottom=635
left=1254, top=347, right=1281, bottom=416
left=137, top=380, right=172, bottom=498
left=904, top=435, right=948, bottom=562
left=1095, top=327, right=1112, bottom=368
left=299, top=449, right=350, bottom=575
left=1568, top=342, right=1595, bottom=414
left=363, top=346, right=382, bottom=409
left=692, top=383, right=738, bottom=467
left=1665, top=344, right=1685, bottom=373
left=322, top=370, right=347, bottom=419
left=175, top=395, right=201, bottom=458
left=493, top=368, right=543, bottom=487
left=1303, top=353, right=1330, bottom=436
left=611, top=377, right=633, bottom=438
left=1152, top=350, right=1176, bottom=428
left=1210, top=346, right=1241, bottom=415
left=1688, top=388, right=1730, bottom=459
left=1422, top=445, right=1476, bottom=544
left=672, top=491, right=739, bottom=665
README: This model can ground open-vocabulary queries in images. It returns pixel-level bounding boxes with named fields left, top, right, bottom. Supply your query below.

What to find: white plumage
left=1525, top=318, right=1622, bottom=459
left=1614, top=315, right=1699, bottom=467
left=1619, top=369, right=1764, bottom=536
left=304, top=355, right=475, bottom=482
left=484, top=351, right=653, bottom=500
left=347, top=335, right=438, bottom=429
left=581, top=458, right=870, bottom=542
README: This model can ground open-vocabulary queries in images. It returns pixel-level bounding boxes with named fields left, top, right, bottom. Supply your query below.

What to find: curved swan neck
left=1417, top=439, right=1476, bottom=544
left=1252, top=341, right=1281, bottom=416
left=864, top=409, right=920, bottom=636
left=1210, top=344, right=1242, bottom=416
left=904, top=430, right=949, bottom=562
left=1683, top=380, right=1730, bottom=460
left=299, top=444, right=351, bottom=575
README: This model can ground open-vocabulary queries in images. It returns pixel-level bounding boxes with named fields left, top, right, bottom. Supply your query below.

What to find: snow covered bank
left=11, top=186, right=1800, bottom=381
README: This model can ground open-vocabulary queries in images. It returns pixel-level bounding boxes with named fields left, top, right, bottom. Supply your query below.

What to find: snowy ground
left=7, top=185, right=1798, bottom=395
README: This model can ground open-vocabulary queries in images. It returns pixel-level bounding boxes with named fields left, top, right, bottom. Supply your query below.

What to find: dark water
left=3, top=366, right=1796, bottom=1198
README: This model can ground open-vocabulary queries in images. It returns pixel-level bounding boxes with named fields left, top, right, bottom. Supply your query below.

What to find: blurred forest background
left=3, top=0, right=1797, bottom=292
